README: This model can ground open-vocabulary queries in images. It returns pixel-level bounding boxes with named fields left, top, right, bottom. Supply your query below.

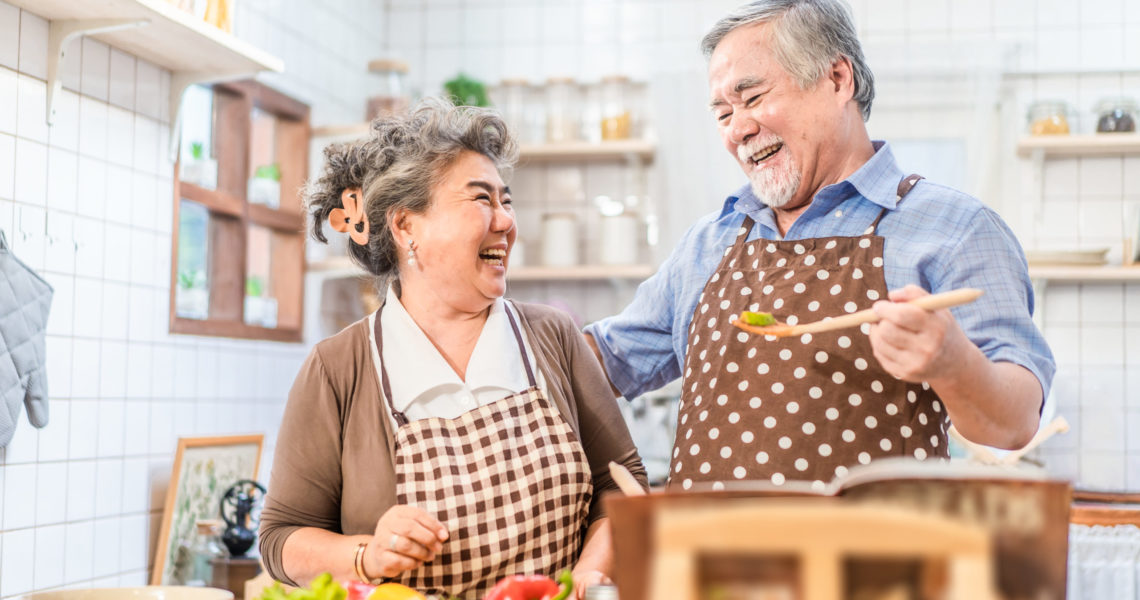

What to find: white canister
left=599, top=214, right=639, bottom=265
left=541, top=213, right=579, bottom=267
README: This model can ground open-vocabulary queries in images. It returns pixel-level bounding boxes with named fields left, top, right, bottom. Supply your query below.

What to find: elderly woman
left=258, top=98, right=647, bottom=600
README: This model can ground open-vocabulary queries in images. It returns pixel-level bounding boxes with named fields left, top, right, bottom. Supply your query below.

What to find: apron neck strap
left=869, top=173, right=924, bottom=233
left=503, top=301, right=538, bottom=389
left=374, top=299, right=539, bottom=427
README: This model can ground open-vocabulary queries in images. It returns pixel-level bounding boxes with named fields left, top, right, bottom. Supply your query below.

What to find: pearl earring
left=407, top=240, right=416, bottom=266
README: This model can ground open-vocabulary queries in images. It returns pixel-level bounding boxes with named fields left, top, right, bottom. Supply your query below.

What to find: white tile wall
left=0, top=0, right=383, bottom=595
left=392, top=0, right=1140, bottom=494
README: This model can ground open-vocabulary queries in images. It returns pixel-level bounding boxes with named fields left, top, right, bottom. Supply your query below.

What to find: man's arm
left=870, top=285, right=1041, bottom=449
left=584, top=332, right=621, bottom=398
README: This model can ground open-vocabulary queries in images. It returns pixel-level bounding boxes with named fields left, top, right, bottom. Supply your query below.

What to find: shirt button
left=835, top=210, right=843, bottom=218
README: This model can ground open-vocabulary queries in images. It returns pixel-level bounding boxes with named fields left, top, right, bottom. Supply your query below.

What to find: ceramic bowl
left=22, top=587, right=234, bottom=600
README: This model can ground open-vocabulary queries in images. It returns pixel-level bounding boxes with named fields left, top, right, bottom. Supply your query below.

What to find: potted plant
left=247, top=163, right=281, bottom=208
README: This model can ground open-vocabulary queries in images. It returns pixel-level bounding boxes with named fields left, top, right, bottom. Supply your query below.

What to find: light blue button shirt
left=585, top=142, right=1055, bottom=402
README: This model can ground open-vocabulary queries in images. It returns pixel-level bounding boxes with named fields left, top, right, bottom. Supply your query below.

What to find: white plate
left=21, top=587, right=234, bottom=600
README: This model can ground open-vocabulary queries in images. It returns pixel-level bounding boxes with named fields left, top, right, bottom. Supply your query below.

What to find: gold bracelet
left=353, top=542, right=372, bottom=584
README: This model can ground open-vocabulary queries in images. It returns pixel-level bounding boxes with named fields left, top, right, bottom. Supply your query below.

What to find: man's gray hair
left=701, top=0, right=874, bottom=120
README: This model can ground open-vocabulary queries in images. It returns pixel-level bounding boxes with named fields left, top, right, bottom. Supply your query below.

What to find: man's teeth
left=750, top=142, right=783, bottom=163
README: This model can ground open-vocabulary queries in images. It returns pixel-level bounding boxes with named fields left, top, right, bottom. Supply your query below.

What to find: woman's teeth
left=479, top=248, right=506, bottom=266
left=750, top=142, right=783, bottom=164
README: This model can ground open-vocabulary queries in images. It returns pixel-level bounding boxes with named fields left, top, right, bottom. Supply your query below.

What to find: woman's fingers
left=372, top=550, right=422, bottom=579
left=387, top=532, right=435, bottom=562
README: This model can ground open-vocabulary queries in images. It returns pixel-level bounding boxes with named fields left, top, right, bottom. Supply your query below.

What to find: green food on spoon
left=740, top=311, right=777, bottom=327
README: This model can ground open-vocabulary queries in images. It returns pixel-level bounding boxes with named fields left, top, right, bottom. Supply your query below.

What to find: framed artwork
left=152, top=434, right=264, bottom=585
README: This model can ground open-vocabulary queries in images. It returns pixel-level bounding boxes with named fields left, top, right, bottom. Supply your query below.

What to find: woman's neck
left=394, top=277, right=491, bottom=380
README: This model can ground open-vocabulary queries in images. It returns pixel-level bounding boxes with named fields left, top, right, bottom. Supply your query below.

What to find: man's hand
left=868, top=284, right=971, bottom=383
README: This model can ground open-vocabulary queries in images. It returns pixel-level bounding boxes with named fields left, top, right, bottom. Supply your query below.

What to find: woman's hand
left=571, top=569, right=611, bottom=599
left=363, top=504, right=449, bottom=579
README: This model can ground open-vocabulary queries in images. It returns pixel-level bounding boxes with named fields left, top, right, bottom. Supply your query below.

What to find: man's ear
left=829, top=55, right=856, bottom=100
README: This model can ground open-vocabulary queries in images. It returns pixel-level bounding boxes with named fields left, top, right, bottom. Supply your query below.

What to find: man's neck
left=771, top=133, right=876, bottom=237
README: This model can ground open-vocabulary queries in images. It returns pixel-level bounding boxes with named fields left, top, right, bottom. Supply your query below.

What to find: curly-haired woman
left=258, top=97, right=647, bottom=600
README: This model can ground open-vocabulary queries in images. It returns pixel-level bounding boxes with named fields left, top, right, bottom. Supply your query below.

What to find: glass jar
left=495, top=78, right=544, bottom=144
left=545, top=77, right=581, bottom=143
left=541, top=212, right=580, bottom=266
left=366, top=58, right=410, bottom=121
left=188, top=520, right=224, bottom=586
left=1094, top=97, right=1137, bottom=133
left=600, top=75, right=632, bottom=140
left=1026, top=100, right=1072, bottom=135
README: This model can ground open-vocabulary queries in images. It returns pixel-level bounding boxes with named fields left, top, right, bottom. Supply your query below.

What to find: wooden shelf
left=1017, top=134, right=1140, bottom=158
left=14, top=0, right=283, bottom=75
left=12, top=0, right=283, bottom=143
left=310, top=124, right=656, bottom=162
left=1027, top=264, right=1140, bottom=281
left=307, top=256, right=656, bottom=282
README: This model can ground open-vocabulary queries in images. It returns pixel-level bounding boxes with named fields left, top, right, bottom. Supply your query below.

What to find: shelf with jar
left=11, top=0, right=283, bottom=144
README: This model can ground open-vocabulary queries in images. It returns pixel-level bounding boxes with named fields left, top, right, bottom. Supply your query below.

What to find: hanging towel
left=0, top=230, right=53, bottom=447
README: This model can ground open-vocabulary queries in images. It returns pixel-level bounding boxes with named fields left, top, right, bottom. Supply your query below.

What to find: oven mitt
left=0, top=230, right=54, bottom=447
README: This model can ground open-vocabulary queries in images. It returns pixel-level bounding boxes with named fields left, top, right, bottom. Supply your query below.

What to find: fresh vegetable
left=256, top=573, right=346, bottom=600
left=740, top=311, right=777, bottom=326
left=483, top=570, right=573, bottom=600
left=344, top=581, right=376, bottom=600
left=367, top=583, right=426, bottom=600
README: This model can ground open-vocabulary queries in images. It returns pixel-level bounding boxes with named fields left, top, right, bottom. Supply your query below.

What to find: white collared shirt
left=368, top=287, right=546, bottom=424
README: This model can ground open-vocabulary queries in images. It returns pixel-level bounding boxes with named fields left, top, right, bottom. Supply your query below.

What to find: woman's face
left=402, top=150, right=516, bottom=313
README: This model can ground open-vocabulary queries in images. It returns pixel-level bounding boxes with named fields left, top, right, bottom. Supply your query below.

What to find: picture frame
left=152, top=434, right=265, bottom=585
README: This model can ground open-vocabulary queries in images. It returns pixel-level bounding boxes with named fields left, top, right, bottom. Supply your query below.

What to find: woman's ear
left=389, top=208, right=413, bottom=246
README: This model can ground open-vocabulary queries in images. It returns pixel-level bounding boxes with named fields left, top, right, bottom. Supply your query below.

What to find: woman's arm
left=571, top=519, right=613, bottom=599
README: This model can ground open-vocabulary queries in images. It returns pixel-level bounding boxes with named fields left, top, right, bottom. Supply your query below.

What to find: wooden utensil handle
left=796, top=288, right=984, bottom=336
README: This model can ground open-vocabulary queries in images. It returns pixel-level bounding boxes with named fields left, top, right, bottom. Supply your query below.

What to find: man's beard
left=738, top=139, right=801, bottom=209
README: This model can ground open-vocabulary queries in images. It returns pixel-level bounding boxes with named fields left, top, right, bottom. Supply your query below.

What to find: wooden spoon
left=731, top=288, right=984, bottom=339
left=609, top=461, right=647, bottom=496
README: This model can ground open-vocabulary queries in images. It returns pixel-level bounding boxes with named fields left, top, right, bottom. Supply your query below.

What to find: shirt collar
left=376, top=288, right=523, bottom=411
left=723, top=140, right=905, bottom=220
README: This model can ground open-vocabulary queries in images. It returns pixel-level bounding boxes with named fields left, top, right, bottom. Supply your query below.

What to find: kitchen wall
left=386, top=0, right=1140, bottom=491
left=0, top=1, right=384, bottom=597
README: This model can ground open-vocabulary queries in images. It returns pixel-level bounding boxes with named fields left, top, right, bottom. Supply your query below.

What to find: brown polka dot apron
left=668, top=175, right=949, bottom=491
left=374, top=303, right=592, bottom=599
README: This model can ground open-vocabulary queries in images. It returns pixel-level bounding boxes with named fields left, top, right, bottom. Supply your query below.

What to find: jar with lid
left=541, top=212, right=580, bottom=266
left=1095, top=97, right=1137, bottom=133
left=187, top=520, right=224, bottom=586
left=545, top=77, right=581, bottom=143
left=600, top=75, right=632, bottom=140
left=495, top=78, right=544, bottom=144
left=366, top=58, right=410, bottom=121
left=1026, top=100, right=1073, bottom=135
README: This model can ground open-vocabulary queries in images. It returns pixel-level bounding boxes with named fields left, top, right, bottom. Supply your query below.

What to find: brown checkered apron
left=374, top=303, right=592, bottom=599
left=668, top=175, right=949, bottom=491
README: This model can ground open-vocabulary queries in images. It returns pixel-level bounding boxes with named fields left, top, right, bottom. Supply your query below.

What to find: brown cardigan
left=258, top=301, right=648, bottom=585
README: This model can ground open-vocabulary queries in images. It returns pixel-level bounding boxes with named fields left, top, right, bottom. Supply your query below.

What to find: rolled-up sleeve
left=258, top=347, right=345, bottom=586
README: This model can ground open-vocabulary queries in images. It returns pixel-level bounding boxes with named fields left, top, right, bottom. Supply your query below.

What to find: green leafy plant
left=254, top=163, right=281, bottom=181
left=190, top=141, right=204, bottom=160
left=178, top=268, right=204, bottom=290
left=443, top=73, right=490, bottom=107
left=245, top=276, right=264, bottom=297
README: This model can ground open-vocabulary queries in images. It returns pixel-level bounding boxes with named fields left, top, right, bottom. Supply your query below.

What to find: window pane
left=176, top=200, right=210, bottom=320
left=247, top=107, right=280, bottom=209
left=179, top=85, right=218, bottom=190
left=244, top=224, right=275, bottom=327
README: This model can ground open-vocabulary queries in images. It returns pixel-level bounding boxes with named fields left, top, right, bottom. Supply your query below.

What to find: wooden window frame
left=169, top=80, right=309, bottom=342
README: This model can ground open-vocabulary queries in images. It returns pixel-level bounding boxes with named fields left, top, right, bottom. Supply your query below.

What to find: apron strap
left=373, top=308, right=409, bottom=427
left=504, top=301, right=539, bottom=389
left=869, top=173, right=924, bottom=233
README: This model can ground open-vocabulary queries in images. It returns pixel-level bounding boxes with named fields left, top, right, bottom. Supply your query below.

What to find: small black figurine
left=219, top=479, right=267, bottom=557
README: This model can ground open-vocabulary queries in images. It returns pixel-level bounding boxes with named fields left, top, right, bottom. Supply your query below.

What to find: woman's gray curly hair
left=305, top=96, right=519, bottom=283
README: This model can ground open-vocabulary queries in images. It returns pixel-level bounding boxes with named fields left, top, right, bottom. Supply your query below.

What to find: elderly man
left=585, top=0, right=1054, bottom=490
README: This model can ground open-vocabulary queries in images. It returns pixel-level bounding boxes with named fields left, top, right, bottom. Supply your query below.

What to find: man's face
left=708, top=23, right=847, bottom=210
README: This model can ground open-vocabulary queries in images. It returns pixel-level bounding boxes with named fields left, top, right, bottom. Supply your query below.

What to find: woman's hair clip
left=329, top=187, right=370, bottom=245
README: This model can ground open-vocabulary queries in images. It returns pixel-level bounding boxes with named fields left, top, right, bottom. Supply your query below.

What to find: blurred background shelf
left=1027, top=265, right=1140, bottom=281
left=307, top=256, right=655, bottom=282
left=1017, top=134, right=1140, bottom=158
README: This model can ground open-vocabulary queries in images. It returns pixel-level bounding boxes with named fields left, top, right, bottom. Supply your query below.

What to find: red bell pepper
left=483, top=570, right=573, bottom=600
left=344, top=581, right=376, bottom=600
